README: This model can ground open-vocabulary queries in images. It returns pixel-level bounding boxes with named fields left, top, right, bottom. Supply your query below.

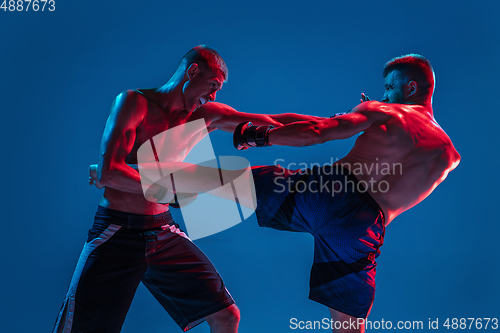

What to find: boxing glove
left=233, top=121, right=274, bottom=150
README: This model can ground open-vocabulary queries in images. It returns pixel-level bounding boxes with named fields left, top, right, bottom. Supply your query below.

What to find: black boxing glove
left=233, top=121, right=274, bottom=150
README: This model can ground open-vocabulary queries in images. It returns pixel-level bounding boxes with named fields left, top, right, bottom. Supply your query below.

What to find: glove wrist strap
left=254, top=125, right=274, bottom=147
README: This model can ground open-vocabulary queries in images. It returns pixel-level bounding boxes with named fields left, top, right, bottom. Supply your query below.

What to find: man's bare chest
left=127, top=112, right=213, bottom=163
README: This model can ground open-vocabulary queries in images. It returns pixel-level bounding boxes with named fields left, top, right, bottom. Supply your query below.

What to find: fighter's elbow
left=97, top=165, right=118, bottom=187
left=97, top=172, right=112, bottom=187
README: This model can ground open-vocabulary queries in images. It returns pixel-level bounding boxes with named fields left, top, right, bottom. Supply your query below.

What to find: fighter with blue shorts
left=251, top=164, right=385, bottom=318
left=228, top=53, right=460, bottom=332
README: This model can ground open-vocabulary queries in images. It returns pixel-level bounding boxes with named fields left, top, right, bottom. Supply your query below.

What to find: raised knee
left=206, top=304, right=240, bottom=326
left=222, top=304, right=240, bottom=324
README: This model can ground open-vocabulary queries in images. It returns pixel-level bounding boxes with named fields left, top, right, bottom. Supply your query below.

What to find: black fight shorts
left=53, top=206, right=234, bottom=333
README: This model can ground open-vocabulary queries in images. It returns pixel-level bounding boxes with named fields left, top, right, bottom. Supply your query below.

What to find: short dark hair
left=383, top=54, right=434, bottom=96
left=179, top=45, right=228, bottom=82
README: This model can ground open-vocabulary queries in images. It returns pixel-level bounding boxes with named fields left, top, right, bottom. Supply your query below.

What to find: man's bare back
left=260, top=56, right=460, bottom=228
left=335, top=101, right=460, bottom=224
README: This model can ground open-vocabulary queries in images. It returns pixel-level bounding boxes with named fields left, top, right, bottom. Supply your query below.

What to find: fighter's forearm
left=98, top=165, right=146, bottom=194
left=269, top=113, right=326, bottom=125
left=268, top=120, right=324, bottom=147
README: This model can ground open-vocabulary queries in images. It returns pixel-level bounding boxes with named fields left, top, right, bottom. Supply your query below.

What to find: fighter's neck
left=153, top=81, right=187, bottom=115
left=401, top=97, right=433, bottom=117
left=404, top=95, right=432, bottom=108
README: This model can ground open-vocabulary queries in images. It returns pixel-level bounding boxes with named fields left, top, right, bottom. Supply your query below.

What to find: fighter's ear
left=407, top=80, right=417, bottom=97
left=186, top=63, right=199, bottom=80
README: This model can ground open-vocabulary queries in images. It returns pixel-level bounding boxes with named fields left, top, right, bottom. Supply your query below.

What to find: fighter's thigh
left=70, top=224, right=147, bottom=332
left=142, top=229, right=233, bottom=323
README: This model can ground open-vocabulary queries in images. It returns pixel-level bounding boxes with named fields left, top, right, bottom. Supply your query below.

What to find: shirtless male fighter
left=54, top=45, right=319, bottom=333
left=132, top=54, right=460, bottom=333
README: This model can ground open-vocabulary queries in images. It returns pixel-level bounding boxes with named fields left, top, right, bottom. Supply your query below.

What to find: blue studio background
left=1, top=1, right=499, bottom=332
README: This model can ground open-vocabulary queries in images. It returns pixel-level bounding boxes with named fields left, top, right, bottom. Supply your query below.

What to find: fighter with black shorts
left=55, top=45, right=323, bottom=333
left=53, top=206, right=234, bottom=332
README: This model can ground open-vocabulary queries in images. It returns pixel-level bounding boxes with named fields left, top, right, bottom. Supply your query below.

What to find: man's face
left=183, top=66, right=224, bottom=112
left=382, top=70, right=407, bottom=103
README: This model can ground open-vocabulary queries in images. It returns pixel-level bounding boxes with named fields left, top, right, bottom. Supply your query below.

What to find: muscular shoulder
left=350, top=101, right=417, bottom=147
left=113, top=90, right=149, bottom=112
left=109, top=90, right=149, bottom=128
left=351, top=101, right=401, bottom=120
left=353, top=102, right=436, bottom=132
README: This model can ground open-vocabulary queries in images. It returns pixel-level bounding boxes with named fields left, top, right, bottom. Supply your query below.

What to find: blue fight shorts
left=251, top=165, right=385, bottom=318
left=53, top=206, right=234, bottom=333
